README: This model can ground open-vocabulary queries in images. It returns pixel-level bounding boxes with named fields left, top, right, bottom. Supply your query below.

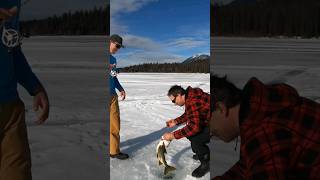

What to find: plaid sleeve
left=173, top=100, right=201, bottom=139
left=174, top=112, right=187, bottom=125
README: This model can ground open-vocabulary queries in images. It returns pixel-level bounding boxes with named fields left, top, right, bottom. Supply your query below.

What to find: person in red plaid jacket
left=210, top=75, right=320, bottom=179
left=162, top=85, right=210, bottom=178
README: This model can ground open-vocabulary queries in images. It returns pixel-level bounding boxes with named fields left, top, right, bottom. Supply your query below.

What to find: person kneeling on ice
left=210, top=75, right=320, bottom=179
left=162, top=85, right=210, bottom=178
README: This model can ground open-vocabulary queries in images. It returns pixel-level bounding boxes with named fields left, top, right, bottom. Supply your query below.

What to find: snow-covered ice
left=110, top=73, right=210, bottom=180
left=19, top=36, right=108, bottom=180
left=212, top=37, right=320, bottom=103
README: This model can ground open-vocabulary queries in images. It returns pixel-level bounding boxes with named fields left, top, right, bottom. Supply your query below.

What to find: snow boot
left=192, top=154, right=199, bottom=160
left=191, top=154, right=209, bottom=178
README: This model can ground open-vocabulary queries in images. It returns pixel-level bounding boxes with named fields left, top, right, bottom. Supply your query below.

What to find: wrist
left=171, top=133, right=175, bottom=140
left=33, top=85, right=44, bottom=96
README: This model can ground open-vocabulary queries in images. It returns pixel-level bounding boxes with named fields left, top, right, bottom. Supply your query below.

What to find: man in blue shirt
left=0, top=2, right=49, bottom=180
left=109, top=34, right=128, bottom=160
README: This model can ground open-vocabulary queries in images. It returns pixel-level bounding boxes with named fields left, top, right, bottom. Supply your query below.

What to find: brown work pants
left=0, top=100, right=32, bottom=180
left=109, top=95, right=120, bottom=155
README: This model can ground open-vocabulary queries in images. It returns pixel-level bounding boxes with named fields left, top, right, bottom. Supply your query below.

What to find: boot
left=110, top=152, right=129, bottom=160
left=191, top=154, right=209, bottom=178
left=192, top=154, right=199, bottom=160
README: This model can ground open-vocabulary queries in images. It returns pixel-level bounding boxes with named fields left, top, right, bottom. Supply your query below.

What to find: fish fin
left=159, top=161, right=163, bottom=166
left=164, top=148, right=167, bottom=154
left=164, top=165, right=176, bottom=175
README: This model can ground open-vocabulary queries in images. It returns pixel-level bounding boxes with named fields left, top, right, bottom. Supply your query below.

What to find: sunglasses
left=172, top=96, right=177, bottom=103
left=114, top=42, right=122, bottom=49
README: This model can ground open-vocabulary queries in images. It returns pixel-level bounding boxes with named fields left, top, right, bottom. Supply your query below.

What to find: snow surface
left=110, top=73, right=210, bottom=180
left=19, top=36, right=108, bottom=180
left=212, top=37, right=320, bottom=100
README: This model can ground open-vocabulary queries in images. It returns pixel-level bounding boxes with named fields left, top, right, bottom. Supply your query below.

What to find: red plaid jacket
left=173, top=86, right=210, bottom=139
left=214, top=78, right=320, bottom=179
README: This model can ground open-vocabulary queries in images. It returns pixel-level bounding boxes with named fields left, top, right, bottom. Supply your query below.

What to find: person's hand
left=120, top=90, right=126, bottom=100
left=166, top=119, right=177, bottom=128
left=33, top=88, right=49, bottom=124
left=0, top=7, right=17, bottom=22
left=162, top=132, right=175, bottom=141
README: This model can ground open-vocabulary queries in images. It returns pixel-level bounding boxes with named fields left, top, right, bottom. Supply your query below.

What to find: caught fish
left=156, top=139, right=176, bottom=175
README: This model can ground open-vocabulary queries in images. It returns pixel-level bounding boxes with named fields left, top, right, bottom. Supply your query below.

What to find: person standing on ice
left=0, top=1, right=50, bottom=180
left=108, top=34, right=129, bottom=160
left=163, top=85, right=210, bottom=178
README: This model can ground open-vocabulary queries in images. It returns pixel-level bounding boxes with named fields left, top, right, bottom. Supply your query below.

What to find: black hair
left=210, top=74, right=242, bottom=111
left=167, top=85, right=186, bottom=97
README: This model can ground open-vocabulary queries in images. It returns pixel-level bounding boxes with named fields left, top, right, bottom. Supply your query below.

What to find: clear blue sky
left=111, top=0, right=210, bottom=67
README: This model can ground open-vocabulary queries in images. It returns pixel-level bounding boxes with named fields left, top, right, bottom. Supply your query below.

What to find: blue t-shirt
left=0, top=0, right=41, bottom=103
left=109, top=55, right=123, bottom=95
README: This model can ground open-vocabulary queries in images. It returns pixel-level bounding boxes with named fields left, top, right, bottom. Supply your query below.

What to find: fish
left=156, top=139, right=176, bottom=175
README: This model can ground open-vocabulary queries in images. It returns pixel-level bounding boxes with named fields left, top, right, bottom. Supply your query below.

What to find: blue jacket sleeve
left=114, top=76, right=124, bottom=92
left=13, top=47, right=42, bottom=96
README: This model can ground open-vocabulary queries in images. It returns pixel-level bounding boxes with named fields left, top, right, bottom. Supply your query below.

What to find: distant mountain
left=182, top=54, right=210, bottom=64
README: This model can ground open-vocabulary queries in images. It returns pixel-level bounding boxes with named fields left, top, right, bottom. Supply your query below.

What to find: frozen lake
left=19, top=36, right=108, bottom=180
left=18, top=36, right=211, bottom=180
left=16, top=36, right=320, bottom=179
left=212, top=37, right=320, bottom=100
left=110, top=73, right=210, bottom=180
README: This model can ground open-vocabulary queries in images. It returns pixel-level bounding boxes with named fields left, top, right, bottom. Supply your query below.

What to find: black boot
left=110, top=152, right=129, bottom=160
left=191, top=154, right=209, bottom=178
left=192, top=154, right=199, bottom=160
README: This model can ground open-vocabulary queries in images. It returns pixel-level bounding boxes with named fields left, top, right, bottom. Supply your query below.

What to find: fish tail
left=164, top=165, right=176, bottom=175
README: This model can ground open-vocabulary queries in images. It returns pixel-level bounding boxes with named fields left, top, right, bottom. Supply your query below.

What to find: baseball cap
left=110, top=34, right=124, bottom=48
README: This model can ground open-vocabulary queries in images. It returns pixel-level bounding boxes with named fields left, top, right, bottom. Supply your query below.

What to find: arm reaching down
left=13, top=47, right=49, bottom=124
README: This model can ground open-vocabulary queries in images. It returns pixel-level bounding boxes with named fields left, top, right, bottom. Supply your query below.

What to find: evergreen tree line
left=119, top=60, right=209, bottom=73
left=21, top=6, right=109, bottom=35
left=211, top=0, right=320, bottom=38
